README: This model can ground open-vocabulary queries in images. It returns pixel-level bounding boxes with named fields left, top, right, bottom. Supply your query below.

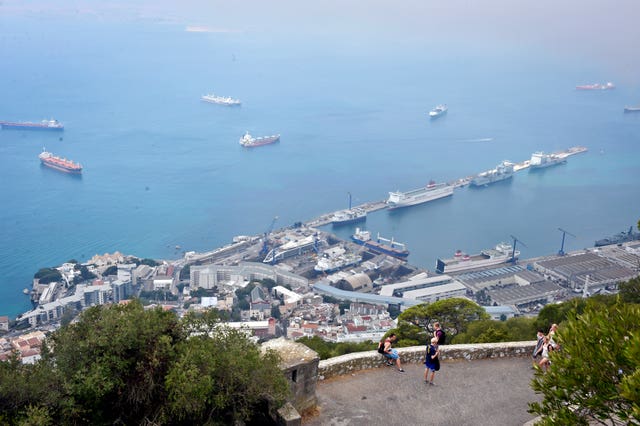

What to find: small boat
left=624, top=106, right=640, bottom=113
left=429, top=104, right=448, bottom=119
left=201, top=94, right=241, bottom=106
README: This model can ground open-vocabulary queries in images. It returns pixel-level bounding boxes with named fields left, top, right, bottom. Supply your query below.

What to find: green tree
left=102, top=265, right=117, bottom=276
left=619, top=276, right=640, bottom=304
left=33, top=268, right=62, bottom=284
left=529, top=302, right=640, bottom=425
left=395, top=298, right=489, bottom=345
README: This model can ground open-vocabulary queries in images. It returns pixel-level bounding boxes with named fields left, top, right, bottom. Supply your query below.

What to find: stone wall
left=318, top=341, right=536, bottom=380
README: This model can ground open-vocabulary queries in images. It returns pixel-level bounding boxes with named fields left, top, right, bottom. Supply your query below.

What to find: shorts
left=384, top=349, right=399, bottom=360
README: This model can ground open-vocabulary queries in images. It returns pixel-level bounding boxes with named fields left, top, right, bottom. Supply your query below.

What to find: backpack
left=377, top=340, right=387, bottom=354
left=436, top=329, right=446, bottom=345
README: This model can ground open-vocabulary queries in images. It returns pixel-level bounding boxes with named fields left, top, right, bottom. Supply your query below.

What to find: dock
left=305, top=146, right=588, bottom=228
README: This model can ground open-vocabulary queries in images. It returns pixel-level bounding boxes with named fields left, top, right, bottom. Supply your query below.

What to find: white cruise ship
left=429, top=104, right=448, bottom=118
left=470, top=161, right=514, bottom=186
left=387, top=181, right=453, bottom=209
left=435, top=242, right=519, bottom=274
left=529, top=152, right=566, bottom=170
left=201, top=94, right=241, bottom=106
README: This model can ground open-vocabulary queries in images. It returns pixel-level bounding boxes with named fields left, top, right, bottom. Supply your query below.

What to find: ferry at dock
left=387, top=181, right=453, bottom=209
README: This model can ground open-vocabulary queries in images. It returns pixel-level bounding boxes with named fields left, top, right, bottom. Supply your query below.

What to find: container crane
left=509, top=235, right=527, bottom=263
left=260, top=216, right=279, bottom=257
left=557, top=227, right=576, bottom=256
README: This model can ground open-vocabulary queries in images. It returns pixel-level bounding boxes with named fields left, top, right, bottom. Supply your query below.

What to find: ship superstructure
left=38, top=149, right=82, bottom=174
left=332, top=192, right=367, bottom=225
left=351, top=228, right=409, bottom=259
left=529, top=152, right=566, bottom=169
left=314, top=246, right=362, bottom=273
left=239, top=131, right=280, bottom=148
left=470, top=161, right=514, bottom=186
left=201, top=94, right=241, bottom=106
left=387, top=181, right=453, bottom=209
left=435, top=242, right=519, bottom=274
left=1, top=119, right=64, bottom=131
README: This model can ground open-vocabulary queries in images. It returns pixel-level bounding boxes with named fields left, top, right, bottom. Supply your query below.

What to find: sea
left=1, top=3, right=640, bottom=318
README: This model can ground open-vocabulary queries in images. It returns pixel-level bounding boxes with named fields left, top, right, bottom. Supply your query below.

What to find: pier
left=305, top=146, right=588, bottom=228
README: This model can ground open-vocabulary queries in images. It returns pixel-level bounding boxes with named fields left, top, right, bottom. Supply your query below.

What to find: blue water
left=1, top=9, right=640, bottom=318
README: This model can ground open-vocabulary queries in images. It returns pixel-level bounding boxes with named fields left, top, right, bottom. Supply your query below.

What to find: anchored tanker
left=1, top=119, right=64, bottom=131
left=39, top=149, right=82, bottom=174
left=239, top=131, right=280, bottom=148
left=387, top=181, right=453, bottom=209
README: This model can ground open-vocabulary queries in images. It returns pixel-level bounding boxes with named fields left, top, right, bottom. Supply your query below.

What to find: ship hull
left=351, top=237, right=409, bottom=259
left=332, top=215, right=366, bottom=225
left=387, top=184, right=454, bottom=209
left=529, top=159, right=566, bottom=170
left=624, top=107, right=640, bottom=113
left=40, top=161, right=82, bottom=174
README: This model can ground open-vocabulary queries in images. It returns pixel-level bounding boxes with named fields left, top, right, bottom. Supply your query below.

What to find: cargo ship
left=470, top=161, right=514, bottom=186
left=314, top=246, right=362, bottom=273
left=0, top=119, right=64, bottom=131
left=351, top=228, right=409, bottom=259
left=239, top=131, right=280, bottom=147
left=39, top=149, right=82, bottom=174
left=435, top=242, right=519, bottom=274
left=332, top=192, right=367, bottom=225
left=529, top=152, right=566, bottom=170
left=387, top=181, right=453, bottom=209
left=429, top=104, right=448, bottom=119
left=575, top=82, right=615, bottom=90
left=624, top=106, right=640, bottom=113
left=594, top=226, right=640, bottom=247
left=201, top=94, right=241, bottom=106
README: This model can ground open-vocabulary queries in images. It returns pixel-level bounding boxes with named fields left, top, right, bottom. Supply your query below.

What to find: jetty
left=304, top=146, right=588, bottom=228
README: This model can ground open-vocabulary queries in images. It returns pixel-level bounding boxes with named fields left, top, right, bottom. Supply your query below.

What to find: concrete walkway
left=304, top=357, right=541, bottom=426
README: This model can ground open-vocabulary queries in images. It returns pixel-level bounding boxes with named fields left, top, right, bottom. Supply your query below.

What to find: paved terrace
left=303, top=345, right=541, bottom=426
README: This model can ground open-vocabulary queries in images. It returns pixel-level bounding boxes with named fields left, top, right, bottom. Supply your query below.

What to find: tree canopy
left=529, top=300, right=640, bottom=425
left=0, top=301, right=289, bottom=425
left=394, top=298, right=489, bottom=346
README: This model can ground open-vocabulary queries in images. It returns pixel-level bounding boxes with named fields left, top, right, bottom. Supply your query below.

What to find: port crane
left=260, top=216, right=279, bottom=257
left=557, top=227, right=576, bottom=256
left=509, top=235, right=527, bottom=263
